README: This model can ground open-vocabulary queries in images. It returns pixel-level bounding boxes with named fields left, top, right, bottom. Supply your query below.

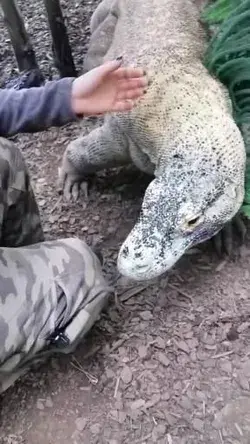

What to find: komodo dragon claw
left=58, top=156, right=89, bottom=202
left=213, top=214, right=247, bottom=256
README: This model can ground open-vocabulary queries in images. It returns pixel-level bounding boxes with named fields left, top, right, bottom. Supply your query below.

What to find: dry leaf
left=138, top=345, right=148, bottom=359
left=130, top=399, right=146, bottom=410
left=120, top=366, right=133, bottom=384
left=175, top=340, right=190, bottom=354
left=158, top=352, right=170, bottom=367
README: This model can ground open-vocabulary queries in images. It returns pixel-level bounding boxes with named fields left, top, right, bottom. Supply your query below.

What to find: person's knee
left=0, top=137, right=27, bottom=190
left=49, top=237, right=104, bottom=279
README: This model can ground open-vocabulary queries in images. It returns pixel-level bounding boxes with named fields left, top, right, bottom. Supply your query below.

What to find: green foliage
left=201, top=0, right=242, bottom=25
left=202, top=0, right=250, bottom=218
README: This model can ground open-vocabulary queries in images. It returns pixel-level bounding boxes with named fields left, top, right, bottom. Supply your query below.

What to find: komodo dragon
left=59, top=0, right=246, bottom=281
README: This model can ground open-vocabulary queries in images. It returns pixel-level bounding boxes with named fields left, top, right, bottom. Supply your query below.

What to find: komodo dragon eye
left=185, top=214, right=204, bottom=229
left=187, top=216, right=200, bottom=226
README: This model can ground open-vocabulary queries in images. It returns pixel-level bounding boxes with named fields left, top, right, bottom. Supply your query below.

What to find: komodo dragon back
left=63, top=0, right=246, bottom=281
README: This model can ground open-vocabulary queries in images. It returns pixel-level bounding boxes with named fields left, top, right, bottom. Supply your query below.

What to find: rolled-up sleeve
left=0, top=77, right=78, bottom=137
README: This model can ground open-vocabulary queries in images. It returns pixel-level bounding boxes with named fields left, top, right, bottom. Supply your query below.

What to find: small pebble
left=45, top=397, right=53, bottom=408
left=120, top=366, right=133, bottom=384
left=75, top=417, right=87, bottom=432
left=158, top=352, right=170, bottom=367
left=36, top=400, right=44, bottom=410
left=140, top=310, right=153, bottom=321
left=192, top=418, right=204, bottom=432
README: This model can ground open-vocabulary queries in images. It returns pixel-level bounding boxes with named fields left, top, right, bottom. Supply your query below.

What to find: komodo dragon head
left=117, top=94, right=246, bottom=281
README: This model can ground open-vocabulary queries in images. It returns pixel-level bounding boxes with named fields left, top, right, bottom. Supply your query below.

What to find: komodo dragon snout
left=117, top=150, right=244, bottom=281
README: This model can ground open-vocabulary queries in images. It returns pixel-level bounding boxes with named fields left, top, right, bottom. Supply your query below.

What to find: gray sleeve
left=0, top=77, right=78, bottom=137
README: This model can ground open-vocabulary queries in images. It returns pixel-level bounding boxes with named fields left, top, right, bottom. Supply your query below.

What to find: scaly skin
left=59, top=0, right=246, bottom=281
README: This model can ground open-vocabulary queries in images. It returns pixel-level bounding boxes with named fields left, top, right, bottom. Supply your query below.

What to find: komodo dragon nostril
left=135, top=252, right=142, bottom=258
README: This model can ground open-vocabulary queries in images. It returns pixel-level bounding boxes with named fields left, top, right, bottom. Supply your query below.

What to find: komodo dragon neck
left=105, top=0, right=207, bottom=67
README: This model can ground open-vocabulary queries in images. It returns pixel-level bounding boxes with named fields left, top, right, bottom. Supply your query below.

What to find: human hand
left=71, top=56, right=148, bottom=116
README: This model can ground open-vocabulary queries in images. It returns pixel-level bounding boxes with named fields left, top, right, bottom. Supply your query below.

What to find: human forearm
left=0, top=78, right=78, bottom=137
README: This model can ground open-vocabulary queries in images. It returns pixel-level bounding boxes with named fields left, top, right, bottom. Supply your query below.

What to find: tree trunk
left=0, top=0, right=39, bottom=72
left=43, top=0, right=77, bottom=78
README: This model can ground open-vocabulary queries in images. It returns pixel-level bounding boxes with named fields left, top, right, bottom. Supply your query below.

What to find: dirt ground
left=1, top=1, right=250, bottom=443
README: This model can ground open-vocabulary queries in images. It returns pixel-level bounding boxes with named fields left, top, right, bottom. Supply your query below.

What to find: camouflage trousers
left=0, top=137, right=112, bottom=394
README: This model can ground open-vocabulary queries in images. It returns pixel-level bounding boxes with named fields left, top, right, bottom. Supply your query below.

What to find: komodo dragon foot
left=57, top=155, right=90, bottom=202
left=213, top=213, right=247, bottom=256
left=58, top=122, right=131, bottom=202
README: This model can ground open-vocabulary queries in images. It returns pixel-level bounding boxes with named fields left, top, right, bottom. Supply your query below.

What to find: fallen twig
left=218, top=430, right=224, bottom=443
left=168, top=283, right=193, bottom=303
left=114, top=376, right=120, bottom=398
left=167, top=434, right=173, bottom=444
left=119, top=285, right=148, bottom=303
left=211, top=350, right=234, bottom=359
left=71, top=357, right=98, bottom=385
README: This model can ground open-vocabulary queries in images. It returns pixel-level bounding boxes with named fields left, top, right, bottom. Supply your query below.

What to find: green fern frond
left=201, top=0, right=242, bottom=24
left=202, top=0, right=250, bottom=218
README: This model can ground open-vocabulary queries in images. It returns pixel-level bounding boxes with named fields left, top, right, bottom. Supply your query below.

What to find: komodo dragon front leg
left=58, top=119, right=131, bottom=201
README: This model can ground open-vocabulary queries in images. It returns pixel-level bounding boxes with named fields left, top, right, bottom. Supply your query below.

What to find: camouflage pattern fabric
left=0, top=137, right=112, bottom=393
left=0, top=136, right=44, bottom=247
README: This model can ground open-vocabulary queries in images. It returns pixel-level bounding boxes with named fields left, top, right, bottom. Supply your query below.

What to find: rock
left=152, top=424, right=167, bottom=442
left=192, top=418, right=204, bottom=432
left=130, top=399, right=145, bottom=410
left=118, top=411, right=127, bottom=424
left=187, top=338, right=199, bottom=349
left=242, top=359, right=250, bottom=377
left=179, top=396, right=193, bottom=411
left=45, top=397, right=53, bottom=408
left=140, top=311, right=153, bottom=321
left=220, top=360, right=232, bottom=374
left=36, top=400, right=44, bottom=410
left=175, top=340, right=190, bottom=354
left=109, top=410, right=119, bottom=421
left=75, top=417, right=87, bottom=432
left=158, top=352, right=170, bottom=367
left=90, top=423, right=101, bottom=435
left=120, top=366, right=133, bottom=384
left=203, top=359, right=216, bottom=368
left=154, top=336, right=165, bottom=349
left=173, top=381, right=182, bottom=391
left=138, top=345, right=148, bottom=359
left=237, top=373, right=249, bottom=391
left=106, top=368, right=116, bottom=379
left=145, top=393, right=161, bottom=408
left=161, top=391, right=170, bottom=401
